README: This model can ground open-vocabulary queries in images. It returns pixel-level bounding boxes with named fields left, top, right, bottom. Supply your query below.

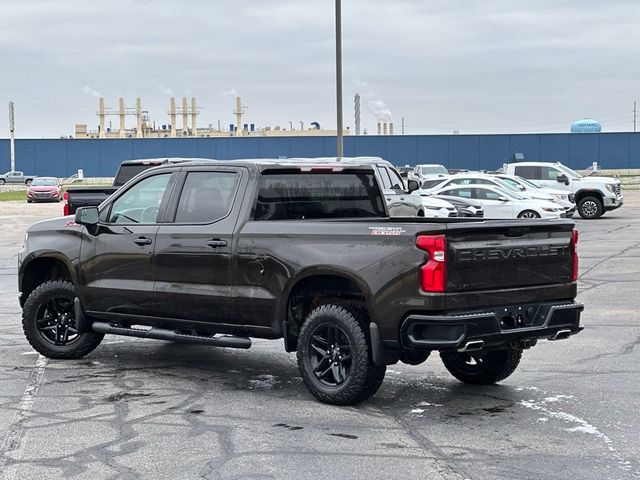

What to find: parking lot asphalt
left=0, top=196, right=639, bottom=480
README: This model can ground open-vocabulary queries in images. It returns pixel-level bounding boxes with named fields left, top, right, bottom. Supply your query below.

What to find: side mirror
left=407, top=180, right=420, bottom=193
left=75, top=206, right=99, bottom=226
left=556, top=174, right=569, bottom=185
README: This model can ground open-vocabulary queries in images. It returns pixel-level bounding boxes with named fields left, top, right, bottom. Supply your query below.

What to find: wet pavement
left=0, top=198, right=639, bottom=479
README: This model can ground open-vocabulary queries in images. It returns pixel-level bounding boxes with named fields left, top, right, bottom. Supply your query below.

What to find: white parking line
left=0, top=354, right=49, bottom=471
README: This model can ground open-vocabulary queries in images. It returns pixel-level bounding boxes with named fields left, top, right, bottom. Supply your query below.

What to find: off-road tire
left=297, top=304, right=386, bottom=405
left=440, top=347, right=522, bottom=385
left=22, top=280, right=104, bottom=359
left=577, top=196, right=603, bottom=219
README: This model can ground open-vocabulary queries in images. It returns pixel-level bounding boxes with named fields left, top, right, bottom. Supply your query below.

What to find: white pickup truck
left=504, top=162, right=623, bottom=219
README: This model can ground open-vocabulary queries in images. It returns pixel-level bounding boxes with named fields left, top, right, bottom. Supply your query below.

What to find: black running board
left=91, top=321, right=252, bottom=349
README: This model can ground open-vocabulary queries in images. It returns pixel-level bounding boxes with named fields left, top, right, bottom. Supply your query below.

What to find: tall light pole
left=8, top=102, right=15, bottom=172
left=335, top=0, right=343, bottom=159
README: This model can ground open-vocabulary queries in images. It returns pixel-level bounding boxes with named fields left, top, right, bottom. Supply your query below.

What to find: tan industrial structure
left=75, top=96, right=350, bottom=139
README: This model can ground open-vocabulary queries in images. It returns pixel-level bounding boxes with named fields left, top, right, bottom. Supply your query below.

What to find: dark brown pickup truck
left=19, top=158, right=583, bottom=405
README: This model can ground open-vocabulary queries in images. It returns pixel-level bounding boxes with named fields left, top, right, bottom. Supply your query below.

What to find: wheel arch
left=281, top=268, right=374, bottom=352
left=19, top=254, right=77, bottom=307
left=574, top=189, right=603, bottom=204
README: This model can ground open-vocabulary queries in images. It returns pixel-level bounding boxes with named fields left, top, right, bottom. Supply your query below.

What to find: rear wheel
left=577, top=196, right=603, bottom=219
left=22, top=280, right=104, bottom=359
left=296, top=304, right=385, bottom=405
left=517, top=210, right=540, bottom=219
left=440, top=347, right=522, bottom=384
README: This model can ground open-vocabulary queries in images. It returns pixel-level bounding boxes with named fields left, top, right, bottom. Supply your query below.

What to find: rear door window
left=514, top=166, right=541, bottom=179
left=254, top=172, right=386, bottom=220
left=174, top=171, right=240, bottom=224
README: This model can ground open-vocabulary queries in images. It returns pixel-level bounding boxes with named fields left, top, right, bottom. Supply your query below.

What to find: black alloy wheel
left=296, top=304, right=386, bottom=405
left=35, top=295, right=80, bottom=346
left=307, top=323, right=353, bottom=387
left=22, top=280, right=104, bottom=359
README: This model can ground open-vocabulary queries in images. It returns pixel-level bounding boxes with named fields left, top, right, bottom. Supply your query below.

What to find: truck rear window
left=114, top=164, right=157, bottom=186
left=253, top=172, right=386, bottom=220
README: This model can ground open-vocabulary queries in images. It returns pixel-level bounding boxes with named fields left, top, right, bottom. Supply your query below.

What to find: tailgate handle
left=206, top=239, right=228, bottom=248
left=133, top=237, right=152, bottom=246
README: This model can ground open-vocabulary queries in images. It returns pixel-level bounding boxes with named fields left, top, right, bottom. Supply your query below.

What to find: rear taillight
left=416, top=234, right=447, bottom=292
left=63, top=191, right=69, bottom=216
left=571, top=228, right=579, bottom=281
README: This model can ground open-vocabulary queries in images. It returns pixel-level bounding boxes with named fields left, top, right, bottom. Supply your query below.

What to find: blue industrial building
left=1, top=132, right=640, bottom=177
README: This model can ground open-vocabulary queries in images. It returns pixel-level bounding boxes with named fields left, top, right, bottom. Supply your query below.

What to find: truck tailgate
left=444, top=221, right=575, bottom=292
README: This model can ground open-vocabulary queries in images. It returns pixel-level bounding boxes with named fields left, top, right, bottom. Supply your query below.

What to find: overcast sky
left=1, top=0, right=639, bottom=138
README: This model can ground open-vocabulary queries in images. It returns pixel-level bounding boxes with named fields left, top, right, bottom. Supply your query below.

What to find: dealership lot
left=1, top=195, right=639, bottom=479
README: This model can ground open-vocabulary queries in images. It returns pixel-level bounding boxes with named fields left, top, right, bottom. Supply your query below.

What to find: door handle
left=206, top=239, right=228, bottom=248
left=134, top=237, right=153, bottom=246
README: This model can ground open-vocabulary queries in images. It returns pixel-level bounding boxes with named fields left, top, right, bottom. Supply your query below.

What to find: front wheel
left=577, top=196, right=603, bottom=219
left=440, top=347, right=522, bottom=385
left=25, top=179, right=32, bottom=186
left=296, top=305, right=385, bottom=405
left=0, top=179, right=5, bottom=185
left=517, top=210, right=540, bottom=219
left=22, top=280, right=104, bottom=359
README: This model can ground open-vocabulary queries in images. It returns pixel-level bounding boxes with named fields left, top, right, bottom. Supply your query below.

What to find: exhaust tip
left=549, top=329, right=572, bottom=341
left=457, top=340, right=485, bottom=353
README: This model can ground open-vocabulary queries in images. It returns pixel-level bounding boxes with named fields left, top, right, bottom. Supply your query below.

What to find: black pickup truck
left=18, top=159, right=583, bottom=405
left=63, top=158, right=192, bottom=215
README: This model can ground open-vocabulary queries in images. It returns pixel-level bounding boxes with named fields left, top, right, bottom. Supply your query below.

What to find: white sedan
left=493, top=174, right=575, bottom=216
left=416, top=196, right=458, bottom=218
left=428, top=184, right=564, bottom=219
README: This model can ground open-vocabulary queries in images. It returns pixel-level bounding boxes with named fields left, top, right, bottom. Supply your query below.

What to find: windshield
left=492, top=186, right=524, bottom=200
left=513, top=176, right=542, bottom=189
left=497, top=177, right=526, bottom=191
left=556, top=164, right=581, bottom=179
left=420, top=165, right=448, bottom=175
left=31, top=178, right=58, bottom=186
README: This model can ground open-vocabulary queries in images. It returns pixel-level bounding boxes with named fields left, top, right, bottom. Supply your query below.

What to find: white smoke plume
left=82, top=85, right=102, bottom=97
left=159, top=85, right=175, bottom=97
left=354, top=79, right=392, bottom=122
left=219, top=88, right=240, bottom=97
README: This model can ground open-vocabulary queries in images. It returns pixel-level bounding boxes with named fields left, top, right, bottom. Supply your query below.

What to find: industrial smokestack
left=136, top=97, right=143, bottom=138
left=377, top=122, right=382, bottom=135
left=354, top=93, right=361, bottom=136
left=98, top=97, right=106, bottom=138
left=191, top=97, right=197, bottom=136
left=389, top=123, right=394, bottom=135
left=118, top=97, right=125, bottom=138
left=182, top=97, right=188, bottom=135
left=170, top=98, right=177, bottom=137
left=383, top=123, right=388, bottom=135
left=235, top=96, right=243, bottom=137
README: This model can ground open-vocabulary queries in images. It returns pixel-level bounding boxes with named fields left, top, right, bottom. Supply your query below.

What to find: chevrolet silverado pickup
left=18, top=158, right=583, bottom=405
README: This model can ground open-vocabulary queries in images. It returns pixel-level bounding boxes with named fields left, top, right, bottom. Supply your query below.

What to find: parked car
left=27, top=177, right=62, bottom=203
left=428, top=184, right=564, bottom=219
left=433, top=194, right=484, bottom=218
left=0, top=170, right=37, bottom=185
left=413, top=164, right=448, bottom=180
left=413, top=195, right=458, bottom=218
left=418, top=173, right=569, bottom=212
left=493, top=173, right=575, bottom=216
left=18, top=158, right=582, bottom=405
left=503, top=162, right=623, bottom=219
left=63, top=158, right=196, bottom=215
